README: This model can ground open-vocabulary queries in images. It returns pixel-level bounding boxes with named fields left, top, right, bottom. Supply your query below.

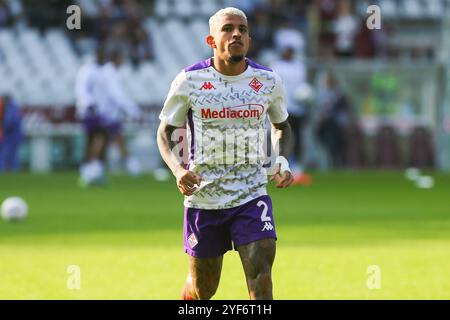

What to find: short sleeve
left=267, top=73, right=289, bottom=124
left=159, top=71, right=190, bottom=127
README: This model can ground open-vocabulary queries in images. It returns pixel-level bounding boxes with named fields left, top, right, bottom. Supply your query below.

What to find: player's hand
left=270, top=163, right=294, bottom=188
left=174, top=168, right=202, bottom=196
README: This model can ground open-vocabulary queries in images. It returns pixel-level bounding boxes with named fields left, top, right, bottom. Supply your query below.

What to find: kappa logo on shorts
left=262, top=222, right=274, bottom=231
left=188, top=233, right=199, bottom=248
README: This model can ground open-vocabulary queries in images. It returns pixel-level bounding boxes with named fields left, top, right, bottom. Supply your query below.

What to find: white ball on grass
left=1, top=197, right=28, bottom=222
left=416, top=176, right=434, bottom=189
left=405, top=167, right=421, bottom=181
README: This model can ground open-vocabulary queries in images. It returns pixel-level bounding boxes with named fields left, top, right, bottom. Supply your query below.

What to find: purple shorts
left=183, top=195, right=277, bottom=258
left=82, top=115, right=121, bottom=138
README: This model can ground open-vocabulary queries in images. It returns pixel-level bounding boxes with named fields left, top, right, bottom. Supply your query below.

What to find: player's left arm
left=268, top=73, right=294, bottom=188
left=270, top=120, right=294, bottom=188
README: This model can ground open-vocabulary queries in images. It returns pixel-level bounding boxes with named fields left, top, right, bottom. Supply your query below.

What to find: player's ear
left=206, top=35, right=216, bottom=49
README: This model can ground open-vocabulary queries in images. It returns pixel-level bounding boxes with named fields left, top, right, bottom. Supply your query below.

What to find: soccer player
left=93, top=49, right=142, bottom=175
left=157, top=7, right=293, bottom=300
left=76, top=48, right=141, bottom=185
left=76, top=47, right=107, bottom=185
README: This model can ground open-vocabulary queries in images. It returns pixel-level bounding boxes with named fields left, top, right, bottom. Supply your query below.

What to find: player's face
left=209, top=15, right=250, bottom=64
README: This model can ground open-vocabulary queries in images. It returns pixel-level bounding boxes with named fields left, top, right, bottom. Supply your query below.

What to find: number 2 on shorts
left=257, top=201, right=271, bottom=222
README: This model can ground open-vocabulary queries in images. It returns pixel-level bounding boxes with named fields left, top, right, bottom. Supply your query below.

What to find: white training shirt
left=159, top=58, right=289, bottom=210
left=93, top=62, right=140, bottom=123
left=270, top=58, right=307, bottom=116
left=75, top=62, right=101, bottom=118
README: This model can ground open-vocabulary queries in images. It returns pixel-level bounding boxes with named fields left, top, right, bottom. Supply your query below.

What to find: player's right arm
left=157, top=122, right=201, bottom=196
left=157, top=71, right=202, bottom=196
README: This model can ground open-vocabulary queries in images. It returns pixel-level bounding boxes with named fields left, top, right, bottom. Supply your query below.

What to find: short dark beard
left=228, top=55, right=244, bottom=64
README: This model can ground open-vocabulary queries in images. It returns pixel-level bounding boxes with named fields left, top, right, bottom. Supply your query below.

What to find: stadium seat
left=344, top=123, right=367, bottom=168
left=258, top=49, right=278, bottom=67
left=374, top=124, right=402, bottom=169
left=190, top=19, right=212, bottom=57
left=199, top=0, right=221, bottom=16
left=402, top=0, right=423, bottom=17
left=408, top=126, right=435, bottom=168
left=355, top=1, right=370, bottom=16
left=76, top=0, right=99, bottom=17
left=154, top=0, right=171, bottom=18
left=379, top=0, right=397, bottom=18
left=426, top=0, right=445, bottom=17
left=0, top=29, right=15, bottom=46
left=173, top=0, right=195, bottom=18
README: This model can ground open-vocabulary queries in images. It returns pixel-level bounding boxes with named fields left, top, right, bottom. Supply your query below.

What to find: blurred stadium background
left=1, top=0, right=450, bottom=299
left=0, top=0, right=449, bottom=172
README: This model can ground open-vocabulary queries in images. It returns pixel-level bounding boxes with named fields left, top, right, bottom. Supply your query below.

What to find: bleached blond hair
left=209, top=7, right=248, bottom=33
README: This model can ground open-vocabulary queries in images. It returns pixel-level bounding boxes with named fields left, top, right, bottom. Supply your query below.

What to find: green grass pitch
left=1, top=171, right=449, bottom=299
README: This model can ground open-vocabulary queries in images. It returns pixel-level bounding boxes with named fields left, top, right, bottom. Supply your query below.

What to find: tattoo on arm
left=157, top=122, right=186, bottom=174
left=164, top=124, right=179, bottom=150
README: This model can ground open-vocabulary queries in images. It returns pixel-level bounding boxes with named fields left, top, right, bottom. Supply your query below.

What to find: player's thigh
left=236, top=238, right=276, bottom=279
left=188, top=255, right=224, bottom=289
left=88, top=126, right=107, bottom=144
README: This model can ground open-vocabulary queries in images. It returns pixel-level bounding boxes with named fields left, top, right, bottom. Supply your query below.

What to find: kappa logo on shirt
left=188, top=233, right=199, bottom=248
left=249, top=77, right=263, bottom=92
left=200, top=82, right=216, bottom=90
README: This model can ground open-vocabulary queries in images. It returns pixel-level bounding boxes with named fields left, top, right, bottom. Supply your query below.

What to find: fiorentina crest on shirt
left=249, top=77, right=263, bottom=92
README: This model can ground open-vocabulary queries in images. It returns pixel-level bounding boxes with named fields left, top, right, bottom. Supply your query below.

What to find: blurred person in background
left=316, top=72, right=352, bottom=168
left=76, top=47, right=108, bottom=186
left=273, top=21, right=305, bottom=56
left=270, top=46, right=311, bottom=184
left=129, top=25, right=154, bottom=67
left=77, top=48, right=142, bottom=186
left=0, top=0, right=12, bottom=27
left=22, top=0, right=72, bottom=31
left=0, top=0, right=22, bottom=27
left=93, top=49, right=142, bottom=177
left=0, top=95, right=22, bottom=171
left=333, top=0, right=359, bottom=58
left=75, top=0, right=152, bottom=66
left=77, top=47, right=142, bottom=186
left=246, top=5, right=273, bottom=58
